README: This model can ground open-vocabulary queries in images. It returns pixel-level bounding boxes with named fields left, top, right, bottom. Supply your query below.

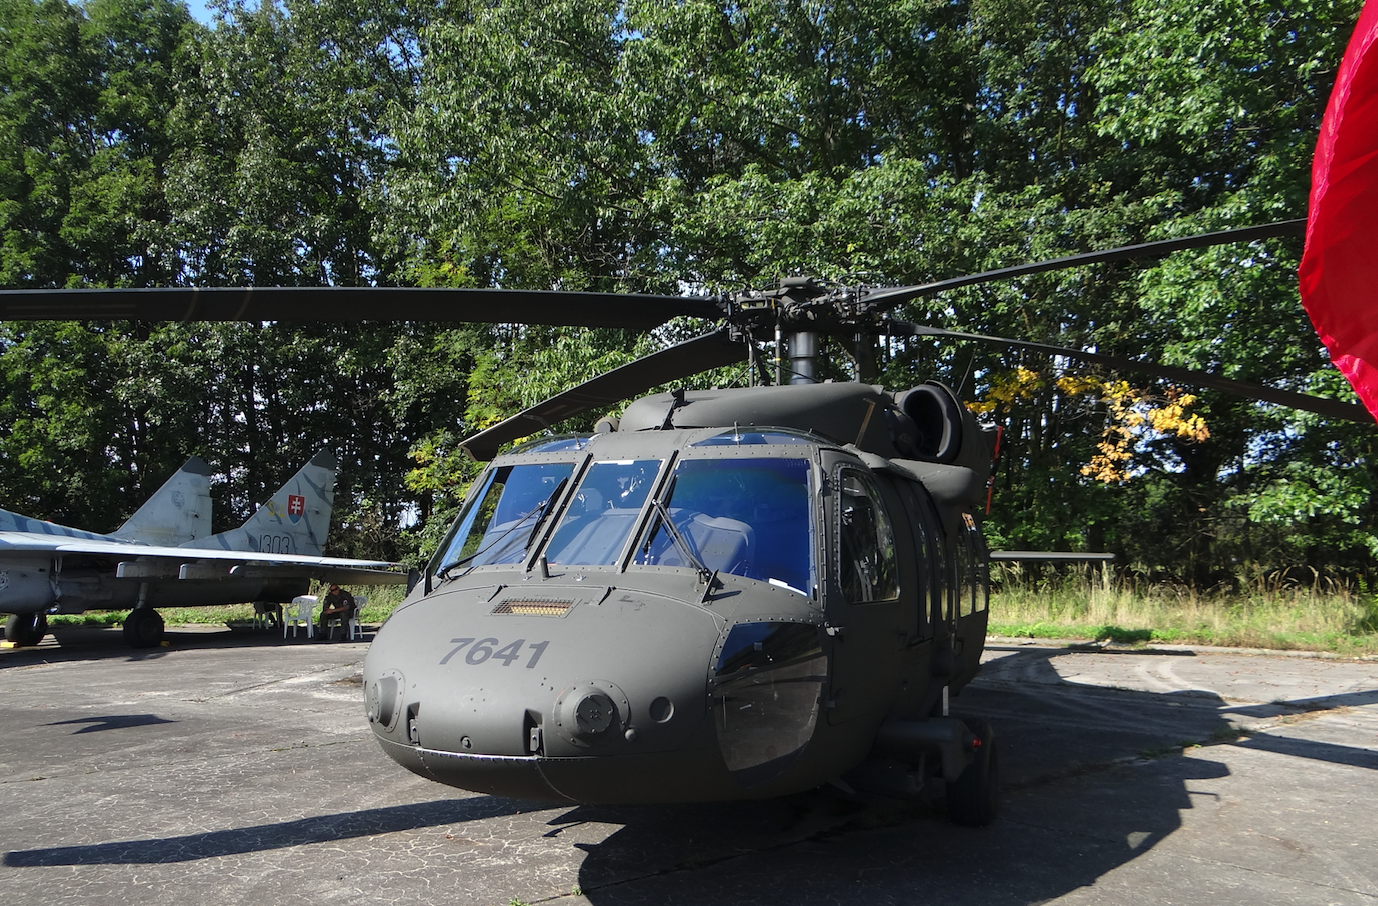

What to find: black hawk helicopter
left=1, top=219, right=1370, bottom=826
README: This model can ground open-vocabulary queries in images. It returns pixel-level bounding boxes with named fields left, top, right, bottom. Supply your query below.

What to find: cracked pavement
left=1, top=626, right=1374, bottom=905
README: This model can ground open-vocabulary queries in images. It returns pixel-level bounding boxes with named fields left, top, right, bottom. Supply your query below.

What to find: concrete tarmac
left=0, top=626, right=1374, bottom=906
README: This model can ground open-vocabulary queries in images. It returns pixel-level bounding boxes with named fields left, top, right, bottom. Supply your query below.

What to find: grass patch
left=46, top=583, right=410, bottom=629
left=39, top=576, right=1378, bottom=657
left=990, top=571, right=1378, bottom=655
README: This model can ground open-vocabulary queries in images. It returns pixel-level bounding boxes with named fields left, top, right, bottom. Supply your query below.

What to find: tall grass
left=990, top=563, right=1378, bottom=655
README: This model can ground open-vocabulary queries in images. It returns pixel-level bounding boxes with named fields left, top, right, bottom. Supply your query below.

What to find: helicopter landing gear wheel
left=5, top=613, right=48, bottom=647
left=947, top=718, right=998, bottom=826
left=122, top=609, right=164, bottom=648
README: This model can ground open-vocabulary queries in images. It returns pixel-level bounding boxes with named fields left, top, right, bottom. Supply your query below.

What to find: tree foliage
left=0, top=0, right=1372, bottom=586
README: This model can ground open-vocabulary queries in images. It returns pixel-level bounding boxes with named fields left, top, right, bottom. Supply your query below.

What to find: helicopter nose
left=362, top=583, right=724, bottom=796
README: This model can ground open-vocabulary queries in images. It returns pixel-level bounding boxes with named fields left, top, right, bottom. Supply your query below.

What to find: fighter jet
left=0, top=451, right=408, bottom=647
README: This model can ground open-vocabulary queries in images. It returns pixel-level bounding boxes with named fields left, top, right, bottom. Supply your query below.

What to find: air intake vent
left=491, top=598, right=575, bottom=617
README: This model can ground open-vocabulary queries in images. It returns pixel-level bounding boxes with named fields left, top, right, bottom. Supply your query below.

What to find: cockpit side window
left=836, top=467, right=899, bottom=603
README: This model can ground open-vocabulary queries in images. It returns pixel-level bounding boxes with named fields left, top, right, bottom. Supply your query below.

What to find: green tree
left=0, top=0, right=193, bottom=288
left=168, top=0, right=421, bottom=285
left=1, top=0, right=1370, bottom=585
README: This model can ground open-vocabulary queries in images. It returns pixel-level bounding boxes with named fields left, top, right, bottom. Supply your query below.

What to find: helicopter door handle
left=825, top=625, right=844, bottom=637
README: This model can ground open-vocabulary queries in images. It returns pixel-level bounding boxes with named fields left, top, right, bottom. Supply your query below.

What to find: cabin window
left=436, top=462, right=575, bottom=572
left=900, top=484, right=943, bottom=638
left=636, top=458, right=813, bottom=595
left=957, top=512, right=989, bottom=616
left=545, top=459, right=664, bottom=566
left=836, top=468, right=899, bottom=603
left=711, top=621, right=826, bottom=784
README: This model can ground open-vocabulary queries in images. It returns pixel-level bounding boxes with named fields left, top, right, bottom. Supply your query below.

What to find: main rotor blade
left=0, top=286, right=721, bottom=330
left=863, top=220, right=1307, bottom=310
left=892, top=321, right=1374, bottom=424
left=461, top=329, right=750, bottom=460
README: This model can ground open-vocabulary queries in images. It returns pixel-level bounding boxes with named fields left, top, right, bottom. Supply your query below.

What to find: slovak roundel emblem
left=287, top=494, right=306, bottom=523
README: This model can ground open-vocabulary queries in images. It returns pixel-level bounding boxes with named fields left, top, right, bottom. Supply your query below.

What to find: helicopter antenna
left=957, top=350, right=976, bottom=396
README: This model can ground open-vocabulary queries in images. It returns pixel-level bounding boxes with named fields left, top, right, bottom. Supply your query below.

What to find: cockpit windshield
left=636, top=458, right=813, bottom=595
left=436, top=462, right=574, bottom=573
left=544, top=459, right=663, bottom=566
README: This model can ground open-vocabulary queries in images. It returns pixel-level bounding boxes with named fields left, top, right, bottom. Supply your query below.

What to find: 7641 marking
left=440, top=638, right=550, bottom=668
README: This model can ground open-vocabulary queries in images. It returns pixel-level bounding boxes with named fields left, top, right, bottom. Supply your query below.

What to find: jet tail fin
left=111, top=456, right=214, bottom=546
left=181, top=451, right=337, bottom=557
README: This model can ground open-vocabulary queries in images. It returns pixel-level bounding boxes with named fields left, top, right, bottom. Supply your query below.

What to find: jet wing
left=0, top=531, right=408, bottom=581
left=224, top=564, right=410, bottom=586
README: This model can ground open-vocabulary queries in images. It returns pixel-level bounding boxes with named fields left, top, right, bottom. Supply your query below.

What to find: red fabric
left=1299, top=0, right=1378, bottom=421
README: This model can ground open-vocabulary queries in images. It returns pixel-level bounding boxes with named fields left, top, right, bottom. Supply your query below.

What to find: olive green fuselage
left=364, top=383, right=992, bottom=804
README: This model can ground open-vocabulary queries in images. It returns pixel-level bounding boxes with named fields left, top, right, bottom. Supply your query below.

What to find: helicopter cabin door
left=823, top=461, right=915, bottom=726
left=950, top=511, right=990, bottom=692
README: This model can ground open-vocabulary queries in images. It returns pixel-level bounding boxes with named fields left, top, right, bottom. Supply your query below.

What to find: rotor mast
left=787, top=331, right=819, bottom=384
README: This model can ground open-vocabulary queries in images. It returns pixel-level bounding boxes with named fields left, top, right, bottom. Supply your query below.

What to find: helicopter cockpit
left=429, top=428, right=819, bottom=600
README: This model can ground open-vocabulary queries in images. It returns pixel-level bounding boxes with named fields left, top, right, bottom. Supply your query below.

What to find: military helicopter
left=352, top=219, right=1376, bottom=827
left=1, top=219, right=1371, bottom=826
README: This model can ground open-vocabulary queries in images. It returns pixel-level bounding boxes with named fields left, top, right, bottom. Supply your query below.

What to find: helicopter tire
left=122, top=609, right=165, bottom=648
left=5, top=613, right=48, bottom=647
left=947, top=718, right=998, bottom=826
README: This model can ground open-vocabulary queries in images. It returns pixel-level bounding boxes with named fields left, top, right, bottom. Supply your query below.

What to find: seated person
left=317, top=584, right=356, bottom=638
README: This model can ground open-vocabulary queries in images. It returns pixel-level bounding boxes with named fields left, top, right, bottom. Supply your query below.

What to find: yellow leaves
left=973, top=369, right=1210, bottom=484
left=1054, top=374, right=1101, bottom=397
left=969, top=366, right=1044, bottom=414
left=1145, top=396, right=1210, bottom=443
left=405, top=433, right=482, bottom=494
left=1082, top=381, right=1209, bottom=484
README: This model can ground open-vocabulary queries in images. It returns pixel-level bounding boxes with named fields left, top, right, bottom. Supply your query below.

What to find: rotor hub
left=724, top=278, right=886, bottom=335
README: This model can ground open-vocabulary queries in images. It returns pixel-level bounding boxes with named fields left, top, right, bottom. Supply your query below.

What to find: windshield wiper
left=648, top=495, right=712, bottom=584
left=523, top=476, right=568, bottom=556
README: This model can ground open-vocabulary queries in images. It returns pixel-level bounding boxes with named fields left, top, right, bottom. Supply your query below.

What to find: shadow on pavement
left=4, top=797, right=531, bottom=866
left=1225, top=687, right=1378, bottom=716
left=1233, top=733, right=1378, bottom=770
left=567, top=644, right=1373, bottom=904
left=566, top=751, right=1233, bottom=904
left=44, top=714, right=177, bottom=734
left=3, top=638, right=1371, bottom=903
left=0, top=623, right=369, bottom=668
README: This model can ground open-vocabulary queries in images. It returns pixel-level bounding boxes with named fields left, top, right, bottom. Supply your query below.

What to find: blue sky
left=185, top=0, right=217, bottom=25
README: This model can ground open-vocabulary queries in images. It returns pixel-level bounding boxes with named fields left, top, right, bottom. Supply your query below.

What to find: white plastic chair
left=347, top=595, right=366, bottom=641
left=285, top=595, right=316, bottom=639
left=251, top=601, right=282, bottom=631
